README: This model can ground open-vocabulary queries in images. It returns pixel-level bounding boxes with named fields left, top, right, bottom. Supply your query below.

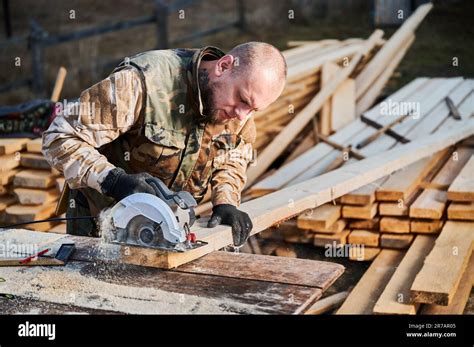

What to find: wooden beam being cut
left=118, top=122, right=474, bottom=268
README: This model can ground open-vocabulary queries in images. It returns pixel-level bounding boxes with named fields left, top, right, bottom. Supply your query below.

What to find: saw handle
left=145, top=177, right=197, bottom=209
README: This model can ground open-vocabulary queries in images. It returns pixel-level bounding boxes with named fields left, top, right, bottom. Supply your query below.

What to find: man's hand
left=207, top=204, right=253, bottom=247
left=100, top=168, right=156, bottom=201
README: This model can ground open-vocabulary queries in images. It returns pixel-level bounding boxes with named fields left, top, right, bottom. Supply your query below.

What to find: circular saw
left=109, top=177, right=206, bottom=252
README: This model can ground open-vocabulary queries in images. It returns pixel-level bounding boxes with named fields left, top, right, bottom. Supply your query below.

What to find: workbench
left=0, top=229, right=344, bottom=314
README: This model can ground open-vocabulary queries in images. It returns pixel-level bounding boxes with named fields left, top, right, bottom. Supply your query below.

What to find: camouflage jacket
left=42, top=46, right=256, bottom=214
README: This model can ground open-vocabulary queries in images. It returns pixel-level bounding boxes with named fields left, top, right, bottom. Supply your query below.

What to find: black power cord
left=0, top=216, right=97, bottom=230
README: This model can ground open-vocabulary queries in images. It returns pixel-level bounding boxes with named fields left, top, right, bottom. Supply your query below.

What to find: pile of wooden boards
left=253, top=36, right=380, bottom=152
left=337, top=218, right=473, bottom=314
left=256, top=76, right=473, bottom=257
left=292, top=141, right=473, bottom=258
left=196, top=3, right=433, bottom=212
left=0, top=138, right=66, bottom=233
left=245, top=3, right=432, bottom=187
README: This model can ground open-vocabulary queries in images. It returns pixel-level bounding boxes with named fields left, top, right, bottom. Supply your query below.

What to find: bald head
left=198, top=42, right=287, bottom=124
left=228, top=42, right=287, bottom=85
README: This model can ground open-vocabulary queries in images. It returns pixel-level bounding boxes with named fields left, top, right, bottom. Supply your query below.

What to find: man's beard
left=199, top=71, right=222, bottom=124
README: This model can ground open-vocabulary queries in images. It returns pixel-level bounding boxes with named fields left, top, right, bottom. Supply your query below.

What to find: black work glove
left=207, top=204, right=253, bottom=247
left=100, top=168, right=156, bottom=201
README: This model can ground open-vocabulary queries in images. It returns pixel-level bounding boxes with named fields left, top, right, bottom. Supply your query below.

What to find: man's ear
left=215, top=55, right=235, bottom=77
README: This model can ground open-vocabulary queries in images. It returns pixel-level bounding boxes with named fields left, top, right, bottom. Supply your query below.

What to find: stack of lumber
left=252, top=75, right=474, bottom=313
left=197, top=3, right=433, bottom=213
left=253, top=36, right=381, bottom=152
left=337, top=218, right=473, bottom=315
left=292, top=141, right=473, bottom=258
left=255, top=77, right=473, bottom=259
left=0, top=138, right=66, bottom=234
left=245, top=3, right=432, bottom=187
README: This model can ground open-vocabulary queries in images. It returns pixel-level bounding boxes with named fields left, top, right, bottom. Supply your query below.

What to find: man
left=42, top=42, right=287, bottom=247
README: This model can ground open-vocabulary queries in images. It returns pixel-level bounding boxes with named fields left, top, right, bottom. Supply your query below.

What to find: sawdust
left=0, top=262, right=258, bottom=314
left=97, top=207, right=115, bottom=242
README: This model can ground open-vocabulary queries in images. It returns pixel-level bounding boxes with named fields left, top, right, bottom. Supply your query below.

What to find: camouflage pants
left=66, top=188, right=114, bottom=237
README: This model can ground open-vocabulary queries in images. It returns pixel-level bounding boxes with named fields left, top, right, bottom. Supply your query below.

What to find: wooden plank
left=129, top=121, right=474, bottom=268
left=337, top=250, right=405, bottom=314
left=24, top=221, right=59, bottom=232
left=0, top=297, right=120, bottom=314
left=411, top=219, right=444, bottom=234
left=0, top=154, right=20, bottom=172
left=20, top=153, right=51, bottom=170
left=355, top=34, right=414, bottom=116
left=349, top=217, right=380, bottom=230
left=283, top=229, right=314, bottom=244
left=320, top=62, right=339, bottom=135
left=0, top=261, right=321, bottom=315
left=420, top=254, right=474, bottom=314
left=374, top=235, right=436, bottom=314
left=275, top=245, right=297, bottom=258
left=348, top=229, right=380, bottom=247
left=304, top=219, right=347, bottom=234
left=0, top=194, right=17, bottom=212
left=250, top=78, right=428, bottom=194
left=410, top=147, right=473, bottom=219
left=380, top=217, right=410, bottom=233
left=340, top=77, right=467, bottom=205
left=378, top=188, right=420, bottom=216
left=246, top=30, right=384, bottom=185
left=0, top=168, right=20, bottom=186
left=447, top=155, right=474, bottom=202
left=25, top=138, right=43, bottom=153
left=342, top=203, right=378, bottom=219
left=4, top=202, right=57, bottom=223
left=175, top=251, right=344, bottom=290
left=304, top=291, right=349, bottom=314
left=13, top=187, right=59, bottom=205
left=355, top=3, right=433, bottom=98
left=0, top=138, right=29, bottom=155
left=349, top=247, right=381, bottom=261
left=411, top=221, right=474, bottom=305
left=13, top=169, right=58, bottom=189
left=324, top=76, right=464, bottom=191
left=409, top=189, right=447, bottom=219
left=332, top=78, right=356, bottom=132
left=447, top=202, right=474, bottom=221
left=376, top=149, right=450, bottom=202
left=313, top=230, right=350, bottom=247
left=380, top=233, right=414, bottom=249
left=342, top=177, right=384, bottom=205
left=288, top=42, right=365, bottom=82
left=379, top=201, right=409, bottom=216
left=320, top=61, right=356, bottom=133
left=296, top=204, right=341, bottom=230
